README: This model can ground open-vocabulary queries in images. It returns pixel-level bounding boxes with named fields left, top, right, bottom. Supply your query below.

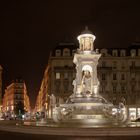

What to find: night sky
left=0, top=0, right=140, bottom=108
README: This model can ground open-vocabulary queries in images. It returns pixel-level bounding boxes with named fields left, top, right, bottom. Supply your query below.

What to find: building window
left=64, top=72, right=68, bottom=80
left=102, top=73, right=106, bottom=80
left=130, top=49, right=136, bottom=57
left=138, top=108, right=140, bottom=118
left=113, top=73, right=117, bottom=80
left=101, top=86, right=105, bottom=93
left=102, top=61, right=106, bottom=67
left=19, top=85, right=23, bottom=88
left=131, top=72, right=135, bottom=80
left=55, top=81, right=60, bottom=92
left=72, top=72, right=76, bottom=79
left=113, top=86, right=117, bottom=93
left=72, top=49, right=76, bottom=56
left=56, top=73, right=60, bottom=79
left=63, top=48, right=70, bottom=57
left=121, top=62, right=125, bottom=69
left=131, top=61, right=135, bottom=67
left=113, top=97, right=117, bottom=104
left=112, top=50, right=118, bottom=57
left=100, top=49, right=107, bottom=57
left=64, top=81, right=69, bottom=92
left=131, top=85, right=135, bottom=92
left=56, top=97, right=59, bottom=106
left=129, top=108, right=136, bottom=120
left=121, top=74, right=125, bottom=80
left=120, top=50, right=126, bottom=57
left=121, top=85, right=125, bottom=93
left=102, top=53, right=105, bottom=57
left=55, top=50, right=61, bottom=57
left=113, top=61, right=117, bottom=69
left=121, top=97, right=126, bottom=105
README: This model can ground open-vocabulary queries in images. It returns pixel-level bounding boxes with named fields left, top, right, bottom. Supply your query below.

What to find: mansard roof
left=98, top=42, right=140, bottom=56
left=51, top=41, right=78, bottom=57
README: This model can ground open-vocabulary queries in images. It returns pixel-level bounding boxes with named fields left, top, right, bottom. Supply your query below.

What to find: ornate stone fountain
left=53, top=27, right=127, bottom=126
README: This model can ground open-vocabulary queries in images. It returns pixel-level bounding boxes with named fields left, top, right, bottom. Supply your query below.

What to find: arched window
left=82, top=65, right=92, bottom=72
left=100, top=49, right=108, bottom=57
left=55, top=49, right=61, bottom=57
left=120, top=50, right=126, bottom=57
left=113, top=61, right=117, bottom=69
left=130, top=49, right=136, bottom=57
left=63, top=48, right=70, bottom=56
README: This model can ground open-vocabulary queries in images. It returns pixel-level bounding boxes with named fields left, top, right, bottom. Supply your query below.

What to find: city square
left=0, top=1, right=140, bottom=139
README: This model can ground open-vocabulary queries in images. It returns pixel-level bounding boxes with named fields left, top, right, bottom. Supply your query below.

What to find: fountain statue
left=53, top=27, right=127, bottom=126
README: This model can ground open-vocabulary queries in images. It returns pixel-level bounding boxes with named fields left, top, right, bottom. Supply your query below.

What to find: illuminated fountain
left=53, top=27, right=127, bottom=126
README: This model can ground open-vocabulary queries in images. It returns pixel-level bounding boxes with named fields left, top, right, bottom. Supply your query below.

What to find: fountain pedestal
left=53, top=27, right=127, bottom=126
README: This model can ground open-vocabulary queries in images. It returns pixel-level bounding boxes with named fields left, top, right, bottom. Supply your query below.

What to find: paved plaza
left=0, top=121, right=140, bottom=140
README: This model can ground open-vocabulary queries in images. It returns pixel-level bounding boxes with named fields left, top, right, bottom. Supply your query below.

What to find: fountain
left=52, top=27, right=127, bottom=126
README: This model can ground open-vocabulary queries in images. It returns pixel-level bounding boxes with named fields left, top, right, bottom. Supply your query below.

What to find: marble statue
left=81, top=70, right=92, bottom=94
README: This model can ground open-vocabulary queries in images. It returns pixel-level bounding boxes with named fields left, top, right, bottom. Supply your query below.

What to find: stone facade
left=97, top=45, right=140, bottom=106
left=35, top=42, right=76, bottom=117
left=36, top=41, right=140, bottom=119
left=2, top=79, right=31, bottom=118
left=35, top=66, right=50, bottom=113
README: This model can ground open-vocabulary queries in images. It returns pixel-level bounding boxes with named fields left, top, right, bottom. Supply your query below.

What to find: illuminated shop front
left=128, top=107, right=140, bottom=120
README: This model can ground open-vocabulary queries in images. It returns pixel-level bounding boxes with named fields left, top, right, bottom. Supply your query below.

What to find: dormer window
left=112, top=50, right=118, bottom=57
left=72, top=49, right=76, bottom=56
left=55, top=50, right=61, bottom=57
left=130, top=49, right=136, bottom=57
left=100, top=49, right=108, bottom=57
left=120, top=50, right=126, bottom=57
left=63, top=48, right=70, bottom=57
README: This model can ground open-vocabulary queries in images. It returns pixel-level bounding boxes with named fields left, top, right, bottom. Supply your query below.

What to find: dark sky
left=0, top=0, right=140, bottom=107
